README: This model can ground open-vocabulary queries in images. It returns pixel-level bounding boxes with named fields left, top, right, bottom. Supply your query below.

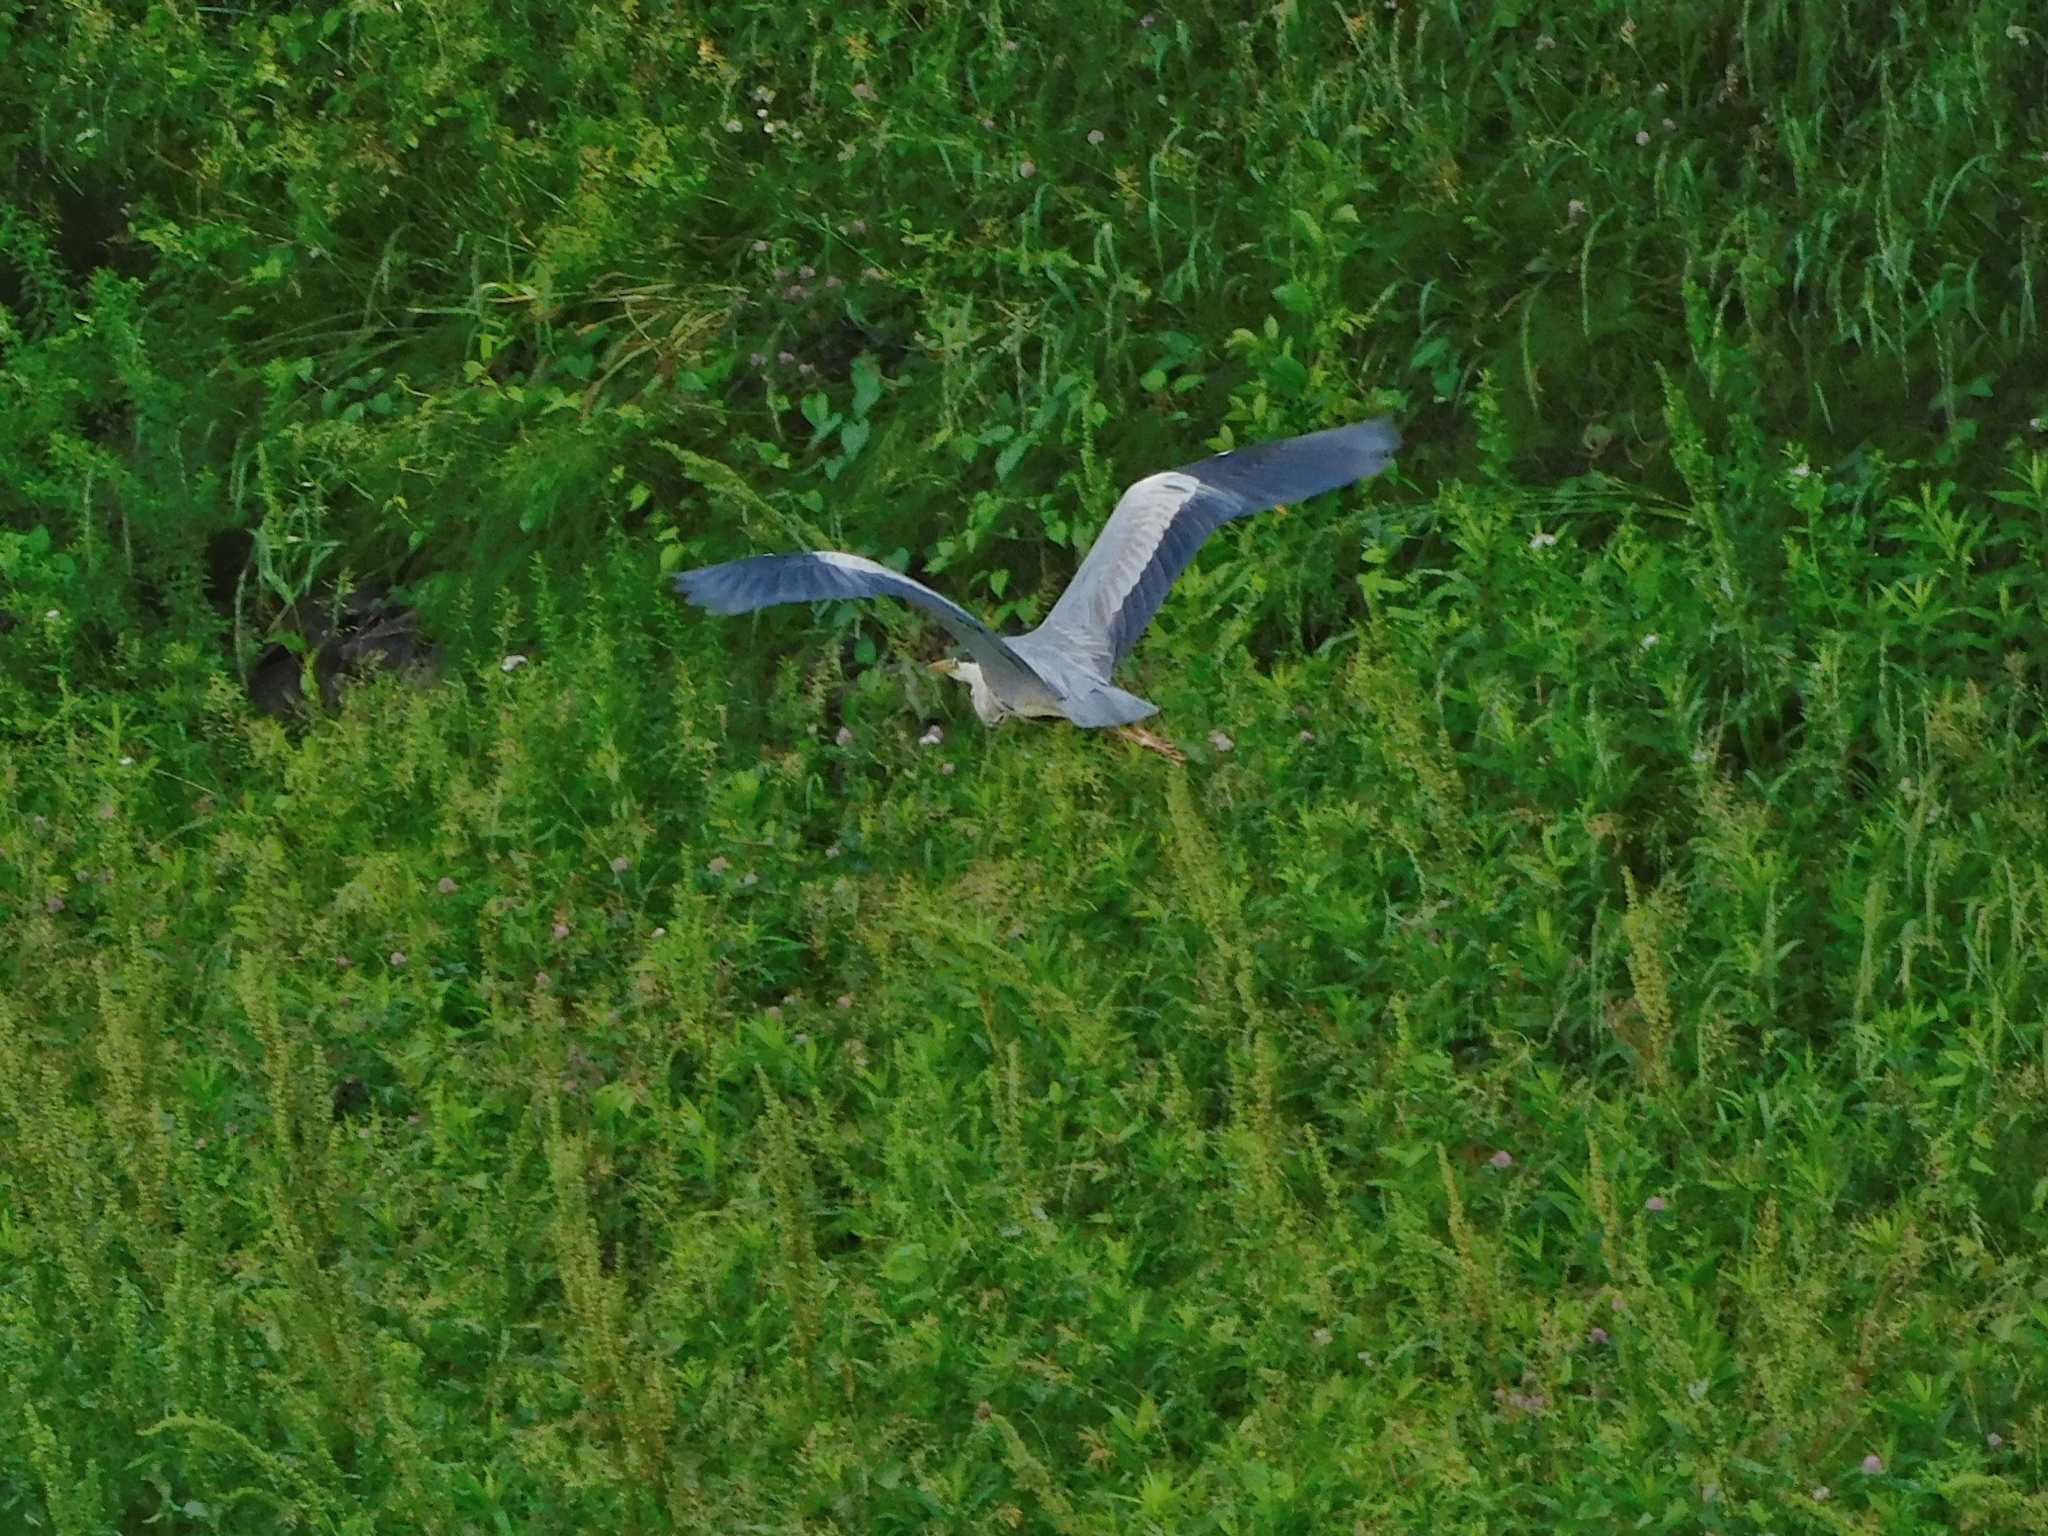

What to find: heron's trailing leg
left=1115, top=724, right=1185, bottom=762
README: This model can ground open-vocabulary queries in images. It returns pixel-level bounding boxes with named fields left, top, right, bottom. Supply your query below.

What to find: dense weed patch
left=5, top=0, right=2048, bottom=1529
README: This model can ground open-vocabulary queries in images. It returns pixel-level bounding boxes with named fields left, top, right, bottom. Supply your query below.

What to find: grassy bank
left=4, top=0, right=2048, bottom=1529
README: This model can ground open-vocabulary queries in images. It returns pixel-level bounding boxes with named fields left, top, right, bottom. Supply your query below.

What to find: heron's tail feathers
left=1063, top=685, right=1159, bottom=728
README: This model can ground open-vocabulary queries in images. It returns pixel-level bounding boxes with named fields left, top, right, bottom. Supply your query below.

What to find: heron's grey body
left=672, top=416, right=1399, bottom=730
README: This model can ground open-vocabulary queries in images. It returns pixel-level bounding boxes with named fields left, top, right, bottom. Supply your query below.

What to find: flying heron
left=671, top=416, right=1399, bottom=758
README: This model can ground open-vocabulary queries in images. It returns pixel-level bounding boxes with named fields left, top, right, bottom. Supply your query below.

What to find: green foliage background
left=5, top=0, right=2048, bottom=1529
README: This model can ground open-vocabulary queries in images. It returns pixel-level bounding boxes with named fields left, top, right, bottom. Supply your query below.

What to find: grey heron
left=671, top=416, right=1399, bottom=757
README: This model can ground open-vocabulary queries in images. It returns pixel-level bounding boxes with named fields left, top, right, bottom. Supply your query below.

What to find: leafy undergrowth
left=6, top=0, right=2048, bottom=1531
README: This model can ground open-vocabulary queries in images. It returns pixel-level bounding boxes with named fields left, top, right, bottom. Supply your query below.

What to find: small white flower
left=1208, top=730, right=1234, bottom=753
left=724, top=118, right=743, bottom=133
left=1567, top=198, right=1587, bottom=220
left=825, top=844, right=841, bottom=859
left=1087, top=128, right=1105, bottom=145
left=1662, top=116, right=1676, bottom=132
left=836, top=993, right=853, bottom=1009
left=941, top=761, right=955, bottom=775
left=1640, top=633, right=1660, bottom=650
left=1529, top=530, right=1558, bottom=549
left=119, top=755, right=135, bottom=767
left=707, top=856, right=730, bottom=875
left=918, top=725, right=943, bottom=747
left=1017, top=160, right=1037, bottom=178
left=44, top=609, right=61, bottom=621
left=389, top=950, right=407, bottom=967
left=500, top=654, right=529, bottom=673
left=1535, top=33, right=1556, bottom=48
left=1298, top=729, right=1315, bottom=743
left=1790, top=462, right=1812, bottom=479
left=741, top=871, right=759, bottom=886
left=610, top=856, right=630, bottom=874
left=650, top=926, right=667, bottom=939
left=437, top=876, right=458, bottom=894
left=1635, top=129, right=1651, bottom=146
left=836, top=725, right=854, bottom=747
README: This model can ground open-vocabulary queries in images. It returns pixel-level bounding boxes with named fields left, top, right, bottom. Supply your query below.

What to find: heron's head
left=930, top=657, right=1009, bottom=725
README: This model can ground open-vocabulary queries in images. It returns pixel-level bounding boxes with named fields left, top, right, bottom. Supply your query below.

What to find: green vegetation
left=6, top=0, right=2048, bottom=1528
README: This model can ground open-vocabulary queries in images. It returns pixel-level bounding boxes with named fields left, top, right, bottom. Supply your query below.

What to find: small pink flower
left=852, top=82, right=876, bottom=102
left=610, top=856, right=631, bottom=874
left=1810, top=1486, right=1830, bottom=1503
left=741, top=871, right=759, bottom=887
left=1139, top=13, right=1157, bottom=27
left=941, top=761, right=956, bottom=775
left=553, top=921, right=570, bottom=939
left=1298, top=729, right=1315, bottom=743
left=1018, top=160, right=1037, bottom=178
left=335, top=955, right=351, bottom=969
left=44, top=894, right=64, bottom=914
left=1489, top=1149, right=1514, bottom=1170
left=1861, top=1455, right=1883, bottom=1476
left=1644, top=1195, right=1667, bottom=1212
left=836, top=993, right=853, bottom=1009
left=1588, top=1326, right=1609, bottom=1345
left=1988, top=1433, right=2004, bottom=1449
left=1208, top=730, right=1234, bottom=753
left=437, top=876, right=458, bottom=894
left=389, top=951, right=407, bottom=967
left=798, top=264, right=815, bottom=279
left=836, top=725, right=855, bottom=747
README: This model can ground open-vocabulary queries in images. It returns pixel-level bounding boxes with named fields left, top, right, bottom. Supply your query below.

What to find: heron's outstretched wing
left=1031, top=416, right=1400, bottom=673
left=672, top=551, right=1052, bottom=696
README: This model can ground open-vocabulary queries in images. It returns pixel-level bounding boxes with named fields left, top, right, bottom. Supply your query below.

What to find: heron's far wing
left=1033, top=416, right=1400, bottom=671
left=672, top=551, right=1050, bottom=692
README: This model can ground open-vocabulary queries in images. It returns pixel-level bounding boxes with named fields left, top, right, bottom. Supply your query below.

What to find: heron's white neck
left=948, top=662, right=1009, bottom=725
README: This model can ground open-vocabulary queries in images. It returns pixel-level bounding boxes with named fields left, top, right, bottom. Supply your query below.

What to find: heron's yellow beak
left=929, top=658, right=959, bottom=677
